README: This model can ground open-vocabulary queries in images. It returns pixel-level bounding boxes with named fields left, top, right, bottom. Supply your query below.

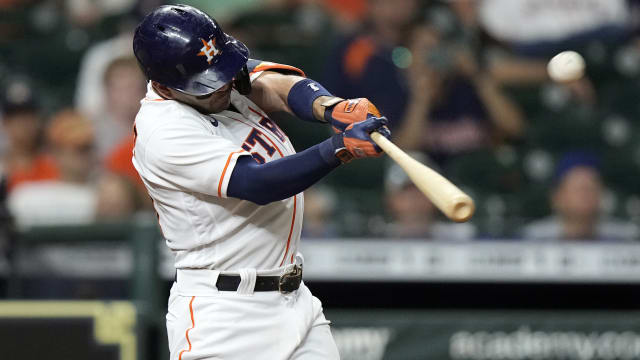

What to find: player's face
left=188, top=82, right=234, bottom=114
left=158, top=82, right=233, bottom=114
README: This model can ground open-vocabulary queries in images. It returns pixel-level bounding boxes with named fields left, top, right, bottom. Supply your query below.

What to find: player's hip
left=166, top=281, right=329, bottom=359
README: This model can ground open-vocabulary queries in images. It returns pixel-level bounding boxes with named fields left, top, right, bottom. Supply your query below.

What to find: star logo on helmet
left=197, top=38, right=221, bottom=64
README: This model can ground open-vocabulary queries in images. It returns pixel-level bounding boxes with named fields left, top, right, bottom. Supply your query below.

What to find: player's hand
left=325, top=98, right=383, bottom=133
left=342, top=116, right=391, bottom=158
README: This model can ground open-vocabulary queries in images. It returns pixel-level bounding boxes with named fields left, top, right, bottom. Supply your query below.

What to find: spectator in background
left=74, top=27, right=135, bottom=123
left=323, top=0, right=368, bottom=32
left=523, top=152, right=639, bottom=241
left=8, top=109, right=96, bottom=227
left=101, top=56, right=150, bottom=210
left=324, top=0, right=524, bottom=167
left=478, top=0, right=630, bottom=57
left=227, top=0, right=333, bottom=80
left=95, top=56, right=146, bottom=159
left=8, top=109, right=138, bottom=227
left=95, top=173, right=138, bottom=221
left=394, top=25, right=524, bottom=166
left=384, top=153, right=475, bottom=240
left=323, top=0, right=419, bottom=123
left=0, top=79, right=58, bottom=193
left=301, top=186, right=339, bottom=238
left=458, top=0, right=627, bottom=90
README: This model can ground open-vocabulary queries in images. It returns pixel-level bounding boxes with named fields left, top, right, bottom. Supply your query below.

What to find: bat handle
left=370, top=131, right=405, bottom=160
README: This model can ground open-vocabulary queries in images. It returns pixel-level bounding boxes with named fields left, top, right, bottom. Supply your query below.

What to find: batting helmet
left=133, top=5, right=249, bottom=96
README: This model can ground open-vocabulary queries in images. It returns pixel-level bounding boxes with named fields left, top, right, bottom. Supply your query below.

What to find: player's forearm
left=250, top=72, right=341, bottom=124
left=227, top=114, right=390, bottom=205
left=248, top=72, right=304, bottom=115
left=227, top=137, right=342, bottom=205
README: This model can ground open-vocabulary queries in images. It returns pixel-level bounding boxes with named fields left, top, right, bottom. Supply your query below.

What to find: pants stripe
left=178, top=296, right=196, bottom=360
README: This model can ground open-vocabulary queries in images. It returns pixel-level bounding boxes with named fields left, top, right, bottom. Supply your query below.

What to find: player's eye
left=196, top=82, right=232, bottom=99
left=195, top=92, right=215, bottom=100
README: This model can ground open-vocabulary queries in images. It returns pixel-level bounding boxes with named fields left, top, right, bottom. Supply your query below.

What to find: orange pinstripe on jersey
left=280, top=195, right=297, bottom=266
left=178, top=296, right=196, bottom=360
left=218, top=149, right=246, bottom=197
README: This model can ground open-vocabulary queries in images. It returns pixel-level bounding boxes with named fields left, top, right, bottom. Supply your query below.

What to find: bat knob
left=451, top=196, right=475, bottom=223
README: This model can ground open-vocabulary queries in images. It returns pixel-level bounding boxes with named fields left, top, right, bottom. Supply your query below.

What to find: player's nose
left=217, top=82, right=232, bottom=93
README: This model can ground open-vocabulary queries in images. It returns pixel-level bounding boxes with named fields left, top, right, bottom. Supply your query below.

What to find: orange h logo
left=197, top=38, right=220, bottom=64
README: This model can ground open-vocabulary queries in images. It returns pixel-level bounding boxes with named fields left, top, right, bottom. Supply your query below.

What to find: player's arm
left=248, top=71, right=384, bottom=132
left=227, top=116, right=390, bottom=205
left=248, top=71, right=333, bottom=122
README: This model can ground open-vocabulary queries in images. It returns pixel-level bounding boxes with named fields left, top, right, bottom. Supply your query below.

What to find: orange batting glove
left=324, top=98, right=383, bottom=133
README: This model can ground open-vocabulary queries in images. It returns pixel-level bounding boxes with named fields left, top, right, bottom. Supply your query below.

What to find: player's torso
left=134, top=89, right=303, bottom=271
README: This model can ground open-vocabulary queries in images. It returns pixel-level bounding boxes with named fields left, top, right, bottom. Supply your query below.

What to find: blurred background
left=2, top=0, right=640, bottom=359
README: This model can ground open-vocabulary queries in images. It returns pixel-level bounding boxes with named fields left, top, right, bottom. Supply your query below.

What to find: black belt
left=216, top=275, right=280, bottom=291
left=215, top=264, right=303, bottom=294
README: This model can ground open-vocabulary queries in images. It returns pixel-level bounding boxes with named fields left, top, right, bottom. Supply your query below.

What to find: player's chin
left=209, top=94, right=231, bottom=113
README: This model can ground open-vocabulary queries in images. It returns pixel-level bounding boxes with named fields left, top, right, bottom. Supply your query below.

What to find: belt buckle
left=278, top=264, right=302, bottom=294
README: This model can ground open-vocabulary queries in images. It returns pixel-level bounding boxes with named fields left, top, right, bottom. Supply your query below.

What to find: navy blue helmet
left=133, top=5, right=249, bottom=96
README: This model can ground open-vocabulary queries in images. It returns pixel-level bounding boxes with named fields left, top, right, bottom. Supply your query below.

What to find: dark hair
left=553, top=151, right=600, bottom=185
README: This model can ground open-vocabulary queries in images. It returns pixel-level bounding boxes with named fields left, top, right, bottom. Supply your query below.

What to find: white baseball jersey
left=132, top=64, right=306, bottom=271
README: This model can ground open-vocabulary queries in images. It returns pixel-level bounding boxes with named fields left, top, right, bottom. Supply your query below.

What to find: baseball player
left=132, top=5, right=390, bottom=360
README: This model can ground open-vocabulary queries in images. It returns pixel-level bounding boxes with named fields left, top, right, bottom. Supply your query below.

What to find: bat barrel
left=370, top=131, right=475, bottom=223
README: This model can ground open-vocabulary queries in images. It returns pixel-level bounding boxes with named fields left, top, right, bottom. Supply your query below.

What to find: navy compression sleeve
left=227, top=136, right=342, bottom=205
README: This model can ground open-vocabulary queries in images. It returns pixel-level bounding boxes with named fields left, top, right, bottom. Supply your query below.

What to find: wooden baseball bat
left=370, top=132, right=475, bottom=223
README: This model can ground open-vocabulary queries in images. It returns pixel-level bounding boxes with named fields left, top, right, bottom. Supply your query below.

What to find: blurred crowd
left=1, top=0, right=640, bottom=251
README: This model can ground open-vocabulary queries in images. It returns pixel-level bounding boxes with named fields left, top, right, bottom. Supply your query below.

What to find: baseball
left=547, top=51, right=585, bottom=82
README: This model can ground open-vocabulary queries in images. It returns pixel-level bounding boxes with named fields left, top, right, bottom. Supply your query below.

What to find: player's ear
left=151, top=81, right=174, bottom=99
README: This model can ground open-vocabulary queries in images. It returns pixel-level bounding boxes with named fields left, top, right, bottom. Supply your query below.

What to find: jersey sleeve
left=247, top=59, right=306, bottom=82
left=139, top=120, right=250, bottom=198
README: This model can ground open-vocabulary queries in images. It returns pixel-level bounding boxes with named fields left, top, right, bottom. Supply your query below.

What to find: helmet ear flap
left=233, top=65, right=251, bottom=95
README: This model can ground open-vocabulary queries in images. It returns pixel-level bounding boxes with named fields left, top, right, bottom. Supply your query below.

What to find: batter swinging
left=132, top=5, right=390, bottom=359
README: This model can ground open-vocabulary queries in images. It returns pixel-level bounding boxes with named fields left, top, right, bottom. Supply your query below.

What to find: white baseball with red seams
left=547, top=50, right=585, bottom=82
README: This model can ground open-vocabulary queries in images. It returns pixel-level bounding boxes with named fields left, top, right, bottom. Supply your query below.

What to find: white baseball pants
left=166, top=268, right=340, bottom=360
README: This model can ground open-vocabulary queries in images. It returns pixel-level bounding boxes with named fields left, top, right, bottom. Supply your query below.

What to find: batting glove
left=341, top=116, right=390, bottom=159
left=324, top=98, right=383, bottom=133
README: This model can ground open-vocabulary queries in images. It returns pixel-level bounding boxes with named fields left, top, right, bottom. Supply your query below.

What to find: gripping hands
left=342, top=116, right=390, bottom=159
left=323, top=115, right=390, bottom=165
left=318, top=97, right=391, bottom=163
left=325, top=98, right=383, bottom=133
